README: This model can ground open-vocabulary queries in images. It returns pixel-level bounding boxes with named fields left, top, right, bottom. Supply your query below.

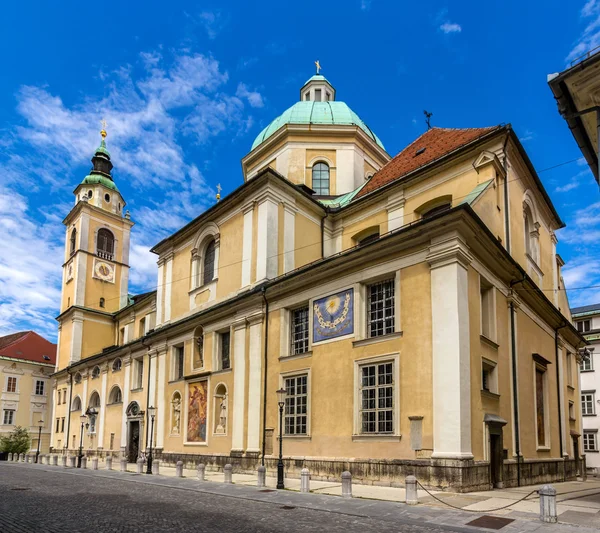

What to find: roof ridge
left=0, top=331, right=31, bottom=350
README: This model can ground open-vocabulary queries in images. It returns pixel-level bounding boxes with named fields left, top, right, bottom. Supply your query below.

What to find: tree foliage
left=0, top=426, right=30, bottom=454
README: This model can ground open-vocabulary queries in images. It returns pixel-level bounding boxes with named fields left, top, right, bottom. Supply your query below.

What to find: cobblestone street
left=0, top=463, right=460, bottom=533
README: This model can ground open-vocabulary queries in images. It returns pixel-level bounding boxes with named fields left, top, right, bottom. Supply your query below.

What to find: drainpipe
left=502, top=133, right=511, bottom=253
left=66, top=369, right=73, bottom=453
left=555, top=324, right=568, bottom=470
left=509, top=276, right=525, bottom=486
left=261, top=287, right=269, bottom=466
left=320, top=213, right=327, bottom=258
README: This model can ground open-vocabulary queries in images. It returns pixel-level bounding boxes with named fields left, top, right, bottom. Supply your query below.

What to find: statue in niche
left=172, top=395, right=181, bottom=434
left=215, top=394, right=227, bottom=434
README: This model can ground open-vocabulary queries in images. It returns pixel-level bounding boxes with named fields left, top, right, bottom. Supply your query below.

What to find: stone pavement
left=2, top=460, right=600, bottom=532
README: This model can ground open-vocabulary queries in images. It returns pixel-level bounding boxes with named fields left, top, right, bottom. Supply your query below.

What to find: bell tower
left=56, top=126, right=134, bottom=371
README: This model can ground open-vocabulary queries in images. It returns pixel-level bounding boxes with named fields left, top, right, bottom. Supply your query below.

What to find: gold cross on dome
left=315, top=60, right=321, bottom=74
left=216, top=183, right=222, bottom=202
left=100, top=118, right=107, bottom=138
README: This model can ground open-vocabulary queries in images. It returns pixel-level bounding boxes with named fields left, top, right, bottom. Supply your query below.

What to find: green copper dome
left=251, top=101, right=385, bottom=151
left=81, top=173, right=119, bottom=192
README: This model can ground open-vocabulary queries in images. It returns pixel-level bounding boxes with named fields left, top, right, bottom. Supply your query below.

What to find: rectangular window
left=139, top=317, right=146, bottom=338
left=290, top=306, right=309, bottom=355
left=119, top=327, right=125, bottom=345
left=110, top=433, right=115, bottom=450
left=56, top=418, right=60, bottom=433
left=577, top=320, right=591, bottom=332
left=57, top=390, right=61, bottom=404
left=582, top=391, right=596, bottom=415
left=284, top=375, right=308, bottom=435
left=581, top=354, right=594, bottom=372
left=584, top=431, right=598, bottom=452
left=61, top=418, right=65, bottom=432
left=480, top=277, right=495, bottom=340
left=6, top=377, right=17, bottom=393
left=481, top=360, right=497, bottom=394
left=359, top=361, right=394, bottom=434
left=35, top=380, right=45, bottom=396
left=134, top=359, right=144, bottom=389
left=569, top=401, right=575, bottom=420
left=314, top=88, right=322, bottom=102
left=367, top=279, right=395, bottom=338
left=566, top=352, right=573, bottom=387
left=174, top=346, right=184, bottom=380
left=3, top=410, right=14, bottom=425
left=220, top=331, right=231, bottom=370
left=535, top=367, right=547, bottom=447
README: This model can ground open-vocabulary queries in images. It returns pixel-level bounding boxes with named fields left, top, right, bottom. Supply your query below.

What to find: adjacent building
left=571, top=304, right=600, bottom=474
left=0, top=331, right=56, bottom=453
left=51, top=72, right=586, bottom=490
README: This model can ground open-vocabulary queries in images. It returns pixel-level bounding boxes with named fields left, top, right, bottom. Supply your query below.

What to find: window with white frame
left=133, top=358, right=144, bottom=389
left=3, top=410, right=14, bottom=425
left=112, top=358, right=122, bottom=372
left=366, top=279, right=395, bottom=338
left=584, top=430, right=598, bottom=452
left=219, top=331, right=231, bottom=371
left=582, top=391, right=596, bottom=416
left=284, top=374, right=308, bottom=435
left=359, top=361, right=394, bottom=434
left=6, top=376, right=17, bottom=393
left=173, top=345, right=185, bottom=380
left=35, top=380, right=45, bottom=396
left=569, top=401, right=575, bottom=420
left=580, top=353, right=593, bottom=372
left=566, top=352, right=573, bottom=387
left=577, top=319, right=591, bottom=333
left=480, top=277, right=495, bottom=341
left=481, top=359, right=498, bottom=394
left=290, top=306, right=309, bottom=355
left=203, top=240, right=216, bottom=285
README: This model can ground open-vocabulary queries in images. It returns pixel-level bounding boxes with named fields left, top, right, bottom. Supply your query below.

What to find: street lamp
left=276, top=387, right=286, bottom=489
left=35, top=419, right=43, bottom=463
left=146, top=406, right=156, bottom=475
left=77, top=414, right=87, bottom=468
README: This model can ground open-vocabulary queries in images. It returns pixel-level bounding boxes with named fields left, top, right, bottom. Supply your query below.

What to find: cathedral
left=51, top=70, right=587, bottom=490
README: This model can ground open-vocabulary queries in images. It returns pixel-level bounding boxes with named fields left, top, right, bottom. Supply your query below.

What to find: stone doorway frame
left=484, top=414, right=507, bottom=489
left=125, top=401, right=145, bottom=462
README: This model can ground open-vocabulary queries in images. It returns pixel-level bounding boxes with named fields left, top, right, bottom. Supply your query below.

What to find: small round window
left=105, top=193, right=111, bottom=203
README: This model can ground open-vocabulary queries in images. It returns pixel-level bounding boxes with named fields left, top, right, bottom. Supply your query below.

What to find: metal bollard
left=8, top=453, right=13, bottom=461
left=405, top=475, right=418, bottom=505
left=69, top=456, right=76, bottom=468
left=257, top=465, right=266, bottom=488
left=20, top=453, right=24, bottom=462
left=120, top=458, right=127, bottom=472
left=106, top=456, right=112, bottom=470
left=51, top=455, right=57, bottom=466
left=300, top=468, right=310, bottom=493
left=136, top=458, right=144, bottom=474
left=341, top=471, right=352, bottom=498
left=176, top=461, right=184, bottom=477
left=197, top=463, right=206, bottom=481
left=539, top=485, right=557, bottom=523
left=224, top=464, right=233, bottom=483
left=40, top=455, right=45, bottom=465
left=81, top=456, right=87, bottom=469
left=154, top=460, right=160, bottom=475
left=92, top=457, right=98, bottom=470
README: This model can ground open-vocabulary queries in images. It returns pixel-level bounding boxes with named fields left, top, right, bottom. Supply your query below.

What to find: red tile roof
left=0, top=331, right=56, bottom=365
left=357, top=126, right=502, bottom=198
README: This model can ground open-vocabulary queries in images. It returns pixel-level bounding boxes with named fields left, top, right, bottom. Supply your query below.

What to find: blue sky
left=1, top=0, right=599, bottom=340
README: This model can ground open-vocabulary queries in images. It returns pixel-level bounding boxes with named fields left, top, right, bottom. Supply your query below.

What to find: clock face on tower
left=93, top=258, right=115, bottom=283
left=313, top=288, right=354, bottom=343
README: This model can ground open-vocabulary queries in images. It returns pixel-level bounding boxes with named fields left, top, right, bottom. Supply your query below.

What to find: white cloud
left=567, top=0, right=600, bottom=63
left=360, top=0, right=372, bottom=11
left=440, top=22, right=462, bottom=34
left=195, top=11, right=228, bottom=40
left=236, top=83, right=264, bottom=108
left=519, top=129, right=535, bottom=142
left=0, top=48, right=259, bottom=337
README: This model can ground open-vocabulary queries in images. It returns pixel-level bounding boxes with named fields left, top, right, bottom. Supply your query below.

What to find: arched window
left=70, top=228, right=77, bottom=256
left=108, top=386, right=122, bottom=404
left=89, top=392, right=100, bottom=408
left=99, top=298, right=105, bottom=308
left=71, top=396, right=82, bottom=411
left=203, top=240, right=216, bottom=285
left=74, top=372, right=82, bottom=384
left=97, top=228, right=115, bottom=260
left=91, top=366, right=100, bottom=379
left=112, top=358, right=122, bottom=372
left=523, top=199, right=540, bottom=265
left=422, top=203, right=451, bottom=219
left=312, top=163, right=330, bottom=195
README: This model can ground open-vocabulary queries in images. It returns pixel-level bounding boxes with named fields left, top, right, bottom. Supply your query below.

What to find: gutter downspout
left=555, top=323, right=568, bottom=477
left=261, top=287, right=269, bottom=466
left=320, top=212, right=327, bottom=258
left=509, top=276, right=526, bottom=486
left=502, top=133, right=511, bottom=253
left=66, top=369, right=73, bottom=453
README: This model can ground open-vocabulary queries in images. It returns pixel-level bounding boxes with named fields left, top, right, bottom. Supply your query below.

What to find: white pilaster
left=120, top=359, right=132, bottom=448
left=50, top=385, right=57, bottom=448
left=97, top=366, right=108, bottom=448
left=79, top=212, right=90, bottom=250
left=256, top=195, right=278, bottom=281
left=556, top=339, right=567, bottom=456
left=69, top=315, right=83, bottom=364
left=164, top=255, right=173, bottom=323
left=74, top=253, right=87, bottom=306
left=120, top=267, right=130, bottom=309
left=428, top=233, right=473, bottom=460
left=156, top=261, right=165, bottom=326
left=242, top=204, right=253, bottom=287
left=149, top=351, right=158, bottom=409
left=387, top=192, right=406, bottom=232
left=246, top=317, right=263, bottom=453
left=155, top=349, right=167, bottom=449
left=231, top=320, right=247, bottom=453
left=283, top=205, right=296, bottom=274
left=81, top=375, right=89, bottom=414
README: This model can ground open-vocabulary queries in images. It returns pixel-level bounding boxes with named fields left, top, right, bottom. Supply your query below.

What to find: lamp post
left=276, top=387, right=286, bottom=489
left=35, top=419, right=43, bottom=463
left=77, top=415, right=87, bottom=468
left=146, top=406, right=156, bottom=475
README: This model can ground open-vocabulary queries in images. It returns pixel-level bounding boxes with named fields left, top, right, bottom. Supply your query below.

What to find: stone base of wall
left=154, top=452, right=580, bottom=492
